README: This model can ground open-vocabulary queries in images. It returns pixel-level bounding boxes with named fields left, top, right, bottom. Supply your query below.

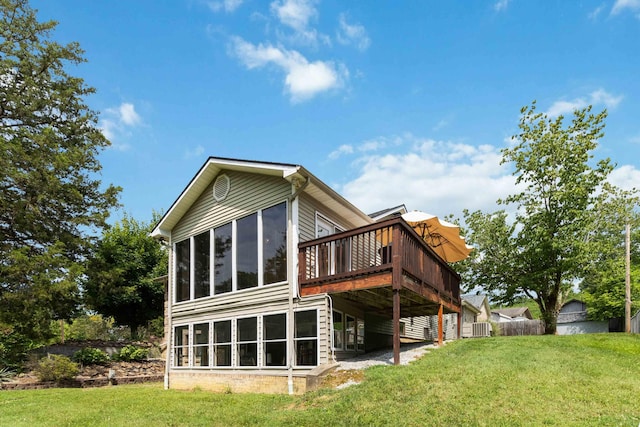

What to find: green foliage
left=35, top=354, right=79, bottom=382
left=0, top=325, right=37, bottom=370
left=0, top=366, right=16, bottom=382
left=72, top=347, right=109, bottom=366
left=461, top=102, right=639, bottom=334
left=61, top=314, right=130, bottom=342
left=84, top=213, right=167, bottom=339
left=112, top=345, right=148, bottom=362
left=581, top=223, right=640, bottom=321
left=0, top=0, right=121, bottom=357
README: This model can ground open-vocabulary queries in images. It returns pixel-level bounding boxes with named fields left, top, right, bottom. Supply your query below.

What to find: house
left=491, top=307, right=533, bottom=322
left=460, top=293, right=492, bottom=337
left=151, top=157, right=461, bottom=394
left=556, top=299, right=608, bottom=335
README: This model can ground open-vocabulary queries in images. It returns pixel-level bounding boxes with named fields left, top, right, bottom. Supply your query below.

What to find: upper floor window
left=174, top=202, right=287, bottom=303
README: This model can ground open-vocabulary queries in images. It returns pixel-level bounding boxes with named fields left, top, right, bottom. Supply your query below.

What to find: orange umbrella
left=401, top=211, right=472, bottom=263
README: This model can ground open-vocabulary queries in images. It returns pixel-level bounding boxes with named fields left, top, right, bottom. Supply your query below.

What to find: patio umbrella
left=401, top=211, right=472, bottom=263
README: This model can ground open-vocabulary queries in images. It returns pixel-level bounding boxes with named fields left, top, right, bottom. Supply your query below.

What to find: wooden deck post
left=391, top=224, right=403, bottom=365
left=437, top=303, right=443, bottom=346
left=393, top=288, right=400, bottom=365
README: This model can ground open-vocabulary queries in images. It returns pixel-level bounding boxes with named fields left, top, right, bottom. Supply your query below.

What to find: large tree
left=0, top=0, right=120, bottom=363
left=461, top=102, right=637, bottom=334
left=84, top=213, right=167, bottom=339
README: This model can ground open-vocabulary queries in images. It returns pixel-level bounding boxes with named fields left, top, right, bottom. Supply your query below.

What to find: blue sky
left=33, top=0, right=640, bottom=224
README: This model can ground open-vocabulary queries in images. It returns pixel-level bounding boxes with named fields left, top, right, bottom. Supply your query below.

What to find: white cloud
left=184, top=145, right=206, bottom=159
left=269, top=0, right=330, bottom=46
left=208, top=0, right=243, bottom=13
left=118, top=103, right=141, bottom=126
left=336, top=13, right=370, bottom=51
left=100, top=102, right=143, bottom=149
left=546, top=89, right=623, bottom=117
left=494, top=0, right=510, bottom=12
left=611, top=0, right=640, bottom=16
left=328, top=144, right=354, bottom=159
left=270, top=0, right=317, bottom=32
left=588, top=3, right=606, bottom=20
left=609, top=164, right=640, bottom=192
left=336, top=136, right=517, bottom=220
left=230, top=36, right=347, bottom=102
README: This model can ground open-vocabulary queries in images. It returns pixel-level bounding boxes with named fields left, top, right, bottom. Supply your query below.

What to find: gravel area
left=335, top=342, right=438, bottom=371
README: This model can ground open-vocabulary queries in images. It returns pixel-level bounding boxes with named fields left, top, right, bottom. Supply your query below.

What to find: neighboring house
left=460, top=294, right=492, bottom=337
left=151, top=157, right=461, bottom=394
left=556, top=299, right=608, bottom=335
left=491, top=307, right=533, bottom=322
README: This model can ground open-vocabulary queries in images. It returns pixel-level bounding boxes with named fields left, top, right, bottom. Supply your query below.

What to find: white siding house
left=152, top=157, right=462, bottom=394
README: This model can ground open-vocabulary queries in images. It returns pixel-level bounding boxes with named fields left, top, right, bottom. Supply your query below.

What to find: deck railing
left=298, top=217, right=460, bottom=303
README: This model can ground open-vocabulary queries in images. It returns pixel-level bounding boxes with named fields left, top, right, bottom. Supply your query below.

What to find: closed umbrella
left=401, top=211, right=472, bottom=263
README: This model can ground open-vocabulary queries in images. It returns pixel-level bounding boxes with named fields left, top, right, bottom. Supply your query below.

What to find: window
left=357, top=319, right=365, bottom=352
left=213, top=320, right=231, bottom=366
left=399, top=321, right=406, bottom=336
left=295, top=310, right=317, bottom=366
left=332, top=311, right=344, bottom=350
left=175, top=202, right=287, bottom=301
left=175, top=240, right=190, bottom=302
left=237, top=317, right=257, bottom=367
left=193, top=323, right=209, bottom=367
left=194, top=231, right=210, bottom=299
left=345, top=315, right=356, bottom=351
left=214, top=223, right=232, bottom=294
left=263, top=203, right=287, bottom=284
left=237, top=213, right=258, bottom=290
left=174, top=325, right=189, bottom=367
left=263, top=314, right=286, bottom=367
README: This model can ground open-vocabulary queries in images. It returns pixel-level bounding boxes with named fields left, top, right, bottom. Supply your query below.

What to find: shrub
left=0, top=366, right=16, bottom=383
left=72, top=347, right=110, bottom=366
left=112, top=345, right=148, bottom=362
left=35, top=355, right=79, bottom=382
left=0, top=328, right=35, bottom=371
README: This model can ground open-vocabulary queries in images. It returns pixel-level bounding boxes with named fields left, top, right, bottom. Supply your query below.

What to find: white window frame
left=173, top=201, right=288, bottom=303
left=236, top=315, right=259, bottom=368
left=212, top=318, right=233, bottom=368
left=172, top=323, right=190, bottom=368
left=262, top=311, right=288, bottom=369
left=332, top=310, right=344, bottom=351
left=293, top=309, right=319, bottom=368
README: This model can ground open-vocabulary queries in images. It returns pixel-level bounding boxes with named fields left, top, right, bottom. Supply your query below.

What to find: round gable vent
left=213, top=174, right=230, bottom=202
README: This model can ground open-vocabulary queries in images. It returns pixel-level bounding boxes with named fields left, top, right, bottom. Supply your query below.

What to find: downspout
left=163, top=238, right=172, bottom=390
left=287, top=176, right=310, bottom=395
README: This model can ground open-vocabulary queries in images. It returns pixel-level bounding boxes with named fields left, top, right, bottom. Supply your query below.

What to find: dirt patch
left=319, top=369, right=365, bottom=389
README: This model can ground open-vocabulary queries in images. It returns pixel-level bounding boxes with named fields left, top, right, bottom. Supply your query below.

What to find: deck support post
left=437, top=303, right=444, bottom=346
left=393, top=288, right=400, bottom=365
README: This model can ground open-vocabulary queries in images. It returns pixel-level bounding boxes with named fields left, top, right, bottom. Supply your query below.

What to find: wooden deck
left=298, top=217, right=462, bottom=364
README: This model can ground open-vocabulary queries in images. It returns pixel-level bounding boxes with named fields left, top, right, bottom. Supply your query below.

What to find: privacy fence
left=632, top=310, right=640, bottom=334
left=498, top=320, right=545, bottom=336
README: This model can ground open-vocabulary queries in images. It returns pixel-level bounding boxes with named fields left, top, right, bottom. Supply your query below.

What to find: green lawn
left=2, top=334, right=639, bottom=426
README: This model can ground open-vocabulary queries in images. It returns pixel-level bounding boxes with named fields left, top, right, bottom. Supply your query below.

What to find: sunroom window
left=193, top=323, right=209, bottom=367
left=295, top=310, right=318, bottom=366
left=264, top=313, right=286, bottom=367
left=174, top=325, right=189, bottom=367
left=213, top=320, right=231, bottom=366
left=174, top=202, right=287, bottom=302
left=237, top=317, right=257, bottom=367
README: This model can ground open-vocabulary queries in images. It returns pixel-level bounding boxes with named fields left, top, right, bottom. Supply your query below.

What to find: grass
left=1, top=334, right=639, bottom=426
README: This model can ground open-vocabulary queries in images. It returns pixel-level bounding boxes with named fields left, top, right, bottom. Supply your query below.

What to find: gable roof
left=461, top=293, right=488, bottom=312
left=151, top=157, right=373, bottom=240
left=369, top=205, right=407, bottom=221
left=491, top=307, right=533, bottom=320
